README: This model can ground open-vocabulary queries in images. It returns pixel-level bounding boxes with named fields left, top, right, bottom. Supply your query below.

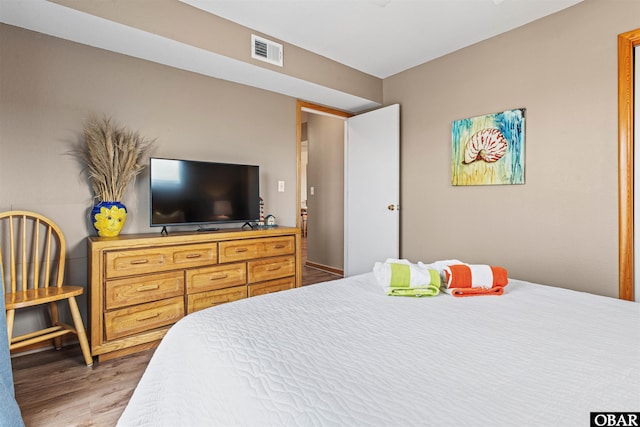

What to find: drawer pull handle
left=136, top=312, right=160, bottom=321
left=186, top=253, right=202, bottom=259
left=235, top=248, right=249, bottom=253
left=273, top=245, right=285, bottom=249
left=266, top=266, right=282, bottom=271
left=130, top=259, right=149, bottom=265
left=210, top=274, right=229, bottom=280
left=136, top=284, right=160, bottom=292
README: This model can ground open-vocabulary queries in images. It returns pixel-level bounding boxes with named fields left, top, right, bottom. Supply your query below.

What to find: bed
left=117, top=272, right=640, bottom=426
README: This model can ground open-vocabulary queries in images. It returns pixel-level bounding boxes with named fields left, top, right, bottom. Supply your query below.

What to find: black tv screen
left=150, top=158, right=260, bottom=227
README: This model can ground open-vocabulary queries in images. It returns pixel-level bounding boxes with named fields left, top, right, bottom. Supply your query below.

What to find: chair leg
left=49, top=301, right=62, bottom=350
left=68, top=296, right=93, bottom=367
left=5, top=309, right=15, bottom=348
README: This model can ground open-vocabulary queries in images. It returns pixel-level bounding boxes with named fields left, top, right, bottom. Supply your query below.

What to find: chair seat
left=4, top=286, right=84, bottom=310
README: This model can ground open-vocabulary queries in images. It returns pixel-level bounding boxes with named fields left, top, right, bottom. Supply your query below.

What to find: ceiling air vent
left=251, top=34, right=283, bottom=67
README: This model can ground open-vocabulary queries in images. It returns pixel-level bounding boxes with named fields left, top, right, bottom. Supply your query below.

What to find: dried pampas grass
left=81, top=116, right=154, bottom=201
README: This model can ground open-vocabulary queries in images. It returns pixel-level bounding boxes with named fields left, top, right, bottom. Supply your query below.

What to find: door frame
left=618, top=28, right=640, bottom=301
left=295, top=101, right=353, bottom=267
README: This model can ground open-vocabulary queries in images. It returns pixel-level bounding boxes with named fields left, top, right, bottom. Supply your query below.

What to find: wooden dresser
left=87, top=227, right=301, bottom=362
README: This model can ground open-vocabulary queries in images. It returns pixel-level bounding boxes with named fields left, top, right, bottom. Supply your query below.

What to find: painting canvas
left=451, top=108, right=525, bottom=186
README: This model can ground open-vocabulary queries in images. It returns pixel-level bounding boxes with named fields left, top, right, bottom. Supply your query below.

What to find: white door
left=344, top=104, right=400, bottom=276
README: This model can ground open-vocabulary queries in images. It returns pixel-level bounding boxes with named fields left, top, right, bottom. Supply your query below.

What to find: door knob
left=387, top=204, right=396, bottom=211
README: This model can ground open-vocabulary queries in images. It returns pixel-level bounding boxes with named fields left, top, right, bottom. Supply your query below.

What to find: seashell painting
left=463, top=128, right=508, bottom=164
left=451, top=108, right=525, bottom=186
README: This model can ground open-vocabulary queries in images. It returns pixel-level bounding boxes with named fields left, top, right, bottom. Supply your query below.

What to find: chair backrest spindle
left=33, top=217, right=40, bottom=290
left=21, top=214, right=28, bottom=292
left=44, top=224, right=52, bottom=289
left=55, top=222, right=66, bottom=288
left=8, top=214, right=17, bottom=293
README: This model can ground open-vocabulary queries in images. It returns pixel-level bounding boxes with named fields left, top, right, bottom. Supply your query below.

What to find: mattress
left=118, top=273, right=640, bottom=427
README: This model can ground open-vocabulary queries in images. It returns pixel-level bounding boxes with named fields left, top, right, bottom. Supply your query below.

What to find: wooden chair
left=0, top=211, right=93, bottom=366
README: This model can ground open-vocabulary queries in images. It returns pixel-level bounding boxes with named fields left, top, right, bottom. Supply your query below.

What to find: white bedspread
left=118, top=274, right=640, bottom=427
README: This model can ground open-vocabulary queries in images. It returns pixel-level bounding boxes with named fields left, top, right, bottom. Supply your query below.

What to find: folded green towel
left=387, top=264, right=441, bottom=289
left=386, top=286, right=440, bottom=297
left=377, top=262, right=441, bottom=297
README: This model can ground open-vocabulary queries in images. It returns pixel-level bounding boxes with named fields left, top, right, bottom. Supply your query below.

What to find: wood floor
left=11, top=238, right=341, bottom=427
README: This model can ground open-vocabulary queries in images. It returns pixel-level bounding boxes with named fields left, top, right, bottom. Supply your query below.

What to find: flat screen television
left=150, top=157, right=260, bottom=229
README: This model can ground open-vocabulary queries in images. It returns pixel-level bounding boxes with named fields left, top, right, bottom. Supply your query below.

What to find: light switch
left=310, top=186, right=315, bottom=195
left=278, top=181, right=285, bottom=192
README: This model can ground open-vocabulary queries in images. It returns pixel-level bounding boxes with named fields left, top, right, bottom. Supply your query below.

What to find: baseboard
left=305, top=261, right=343, bottom=276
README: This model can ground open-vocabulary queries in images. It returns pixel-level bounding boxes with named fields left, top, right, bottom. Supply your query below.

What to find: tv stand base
left=197, top=226, right=220, bottom=232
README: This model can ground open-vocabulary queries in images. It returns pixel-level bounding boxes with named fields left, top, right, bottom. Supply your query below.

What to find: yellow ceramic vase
left=92, top=201, right=127, bottom=237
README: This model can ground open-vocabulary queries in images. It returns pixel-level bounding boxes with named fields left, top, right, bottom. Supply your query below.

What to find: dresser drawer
left=104, top=297, right=184, bottom=340
left=172, top=243, right=217, bottom=267
left=186, top=263, right=246, bottom=293
left=187, top=285, right=247, bottom=314
left=257, top=236, right=295, bottom=257
left=218, top=240, right=260, bottom=263
left=105, top=248, right=171, bottom=279
left=105, top=271, right=184, bottom=310
left=248, top=277, right=295, bottom=297
left=105, top=244, right=217, bottom=278
left=248, top=255, right=295, bottom=283
left=219, top=236, right=294, bottom=263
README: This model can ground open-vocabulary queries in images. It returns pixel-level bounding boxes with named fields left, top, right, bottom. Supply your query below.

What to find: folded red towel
left=447, top=286, right=505, bottom=297
left=443, top=264, right=508, bottom=297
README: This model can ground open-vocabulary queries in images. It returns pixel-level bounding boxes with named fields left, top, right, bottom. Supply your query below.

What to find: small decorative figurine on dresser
left=264, top=214, right=277, bottom=227
left=258, top=196, right=265, bottom=226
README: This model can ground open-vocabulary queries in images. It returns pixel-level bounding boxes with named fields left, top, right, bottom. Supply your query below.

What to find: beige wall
left=306, top=114, right=345, bottom=270
left=0, top=23, right=298, bottom=332
left=385, top=0, right=640, bottom=297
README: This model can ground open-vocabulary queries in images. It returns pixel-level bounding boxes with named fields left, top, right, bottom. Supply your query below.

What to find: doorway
left=297, top=101, right=401, bottom=279
left=297, top=101, right=352, bottom=276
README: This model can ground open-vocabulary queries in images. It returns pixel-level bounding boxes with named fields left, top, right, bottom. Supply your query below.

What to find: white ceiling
left=1, top=0, right=583, bottom=112
left=182, top=0, right=583, bottom=78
